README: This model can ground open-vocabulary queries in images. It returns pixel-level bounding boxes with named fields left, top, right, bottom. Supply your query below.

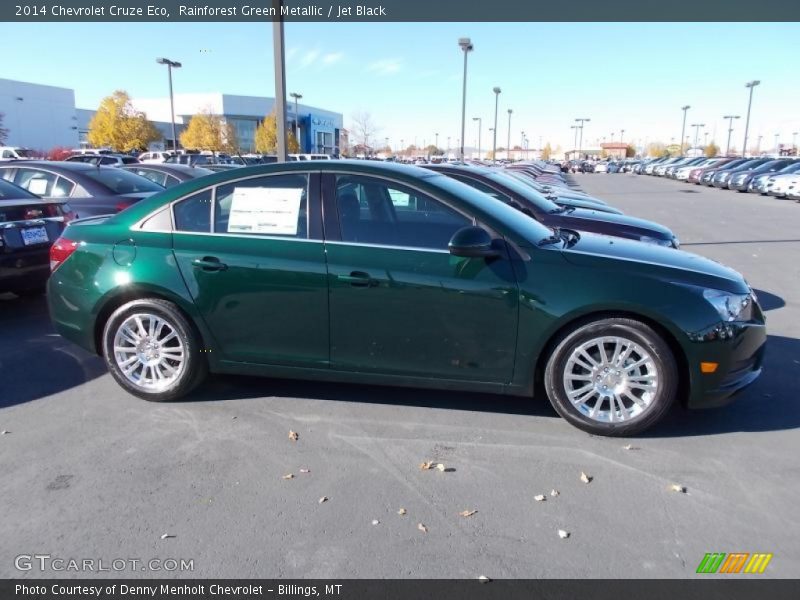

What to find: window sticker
left=227, top=186, right=303, bottom=235
left=28, top=178, right=50, bottom=196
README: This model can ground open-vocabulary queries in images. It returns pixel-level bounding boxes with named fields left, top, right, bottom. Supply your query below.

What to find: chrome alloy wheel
left=562, top=336, right=659, bottom=423
left=112, top=313, right=186, bottom=391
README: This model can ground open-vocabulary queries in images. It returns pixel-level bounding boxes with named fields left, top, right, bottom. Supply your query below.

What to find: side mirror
left=448, top=226, right=500, bottom=258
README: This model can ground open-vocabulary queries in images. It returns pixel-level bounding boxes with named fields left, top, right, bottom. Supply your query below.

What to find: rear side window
left=15, top=168, right=58, bottom=196
left=173, top=189, right=212, bottom=232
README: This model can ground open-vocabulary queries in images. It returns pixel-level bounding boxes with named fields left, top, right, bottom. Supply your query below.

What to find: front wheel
left=544, top=318, right=678, bottom=436
left=102, top=298, right=208, bottom=401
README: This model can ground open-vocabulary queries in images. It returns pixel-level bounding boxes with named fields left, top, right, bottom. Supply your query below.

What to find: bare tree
left=350, top=111, right=379, bottom=155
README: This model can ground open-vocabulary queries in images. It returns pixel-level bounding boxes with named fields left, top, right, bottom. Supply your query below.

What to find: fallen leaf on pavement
left=398, top=508, right=407, bottom=516
left=478, top=576, right=491, bottom=583
left=160, top=533, right=175, bottom=539
left=282, top=473, right=294, bottom=480
left=534, top=494, right=546, bottom=502
left=558, top=529, right=570, bottom=539
left=670, top=484, right=687, bottom=493
left=372, top=520, right=380, bottom=525
left=417, top=523, right=428, bottom=533
left=436, top=463, right=446, bottom=472
left=459, top=510, right=477, bottom=517
left=580, top=471, right=592, bottom=484
left=1, top=430, right=9, bottom=435
left=550, top=489, right=560, bottom=497
left=319, top=496, right=328, bottom=504
left=419, top=461, right=434, bottom=470
left=299, top=468, right=311, bottom=474
left=288, top=430, right=299, bottom=441
left=623, top=444, right=640, bottom=451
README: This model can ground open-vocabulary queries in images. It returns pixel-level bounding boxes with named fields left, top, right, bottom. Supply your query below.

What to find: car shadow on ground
left=191, top=374, right=560, bottom=420
left=0, top=293, right=105, bottom=409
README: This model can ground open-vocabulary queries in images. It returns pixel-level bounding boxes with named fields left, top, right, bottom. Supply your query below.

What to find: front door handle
left=192, top=256, right=228, bottom=271
left=337, top=271, right=376, bottom=287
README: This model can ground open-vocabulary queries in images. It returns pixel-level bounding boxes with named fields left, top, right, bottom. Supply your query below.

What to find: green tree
left=254, top=112, right=300, bottom=154
left=87, top=90, right=161, bottom=152
left=705, top=142, right=720, bottom=157
left=180, top=110, right=239, bottom=154
left=541, top=143, right=553, bottom=160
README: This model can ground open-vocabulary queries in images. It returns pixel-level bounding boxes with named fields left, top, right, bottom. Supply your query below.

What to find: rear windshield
left=0, top=201, right=62, bottom=222
left=0, top=178, right=38, bottom=199
left=83, top=168, right=164, bottom=194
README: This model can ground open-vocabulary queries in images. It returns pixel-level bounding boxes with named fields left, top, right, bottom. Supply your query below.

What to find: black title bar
left=3, top=0, right=800, bottom=22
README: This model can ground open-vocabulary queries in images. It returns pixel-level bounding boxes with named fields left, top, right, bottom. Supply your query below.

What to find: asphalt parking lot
left=1, top=172, right=798, bottom=579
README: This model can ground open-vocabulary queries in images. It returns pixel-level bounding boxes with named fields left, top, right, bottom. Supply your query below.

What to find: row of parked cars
left=0, top=157, right=765, bottom=437
left=634, top=154, right=800, bottom=199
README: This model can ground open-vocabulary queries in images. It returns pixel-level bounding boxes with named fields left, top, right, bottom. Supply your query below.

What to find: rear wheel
left=544, top=317, right=678, bottom=436
left=102, top=298, right=207, bottom=401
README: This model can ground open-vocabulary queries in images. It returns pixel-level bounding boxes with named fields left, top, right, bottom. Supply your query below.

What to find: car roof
left=0, top=160, right=111, bottom=173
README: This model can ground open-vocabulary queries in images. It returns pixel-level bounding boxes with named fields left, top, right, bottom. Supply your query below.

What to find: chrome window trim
left=324, top=240, right=451, bottom=254
left=131, top=169, right=318, bottom=237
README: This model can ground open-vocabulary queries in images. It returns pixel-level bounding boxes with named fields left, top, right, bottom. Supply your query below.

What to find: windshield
left=0, top=178, right=38, bottom=199
left=15, top=148, right=37, bottom=158
left=484, top=171, right=560, bottom=212
left=83, top=168, right=165, bottom=194
left=429, top=173, right=553, bottom=242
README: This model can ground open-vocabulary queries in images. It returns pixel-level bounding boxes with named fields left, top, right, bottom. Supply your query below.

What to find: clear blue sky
left=2, top=21, right=798, bottom=152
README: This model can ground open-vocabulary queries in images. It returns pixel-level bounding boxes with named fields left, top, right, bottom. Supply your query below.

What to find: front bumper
left=729, top=179, right=750, bottom=191
left=685, top=319, right=767, bottom=409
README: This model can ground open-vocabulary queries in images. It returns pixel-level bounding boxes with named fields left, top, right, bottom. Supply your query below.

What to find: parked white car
left=0, top=146, right=37, bottom=161
left=594, top=162, right=609, bottom=173
left=767, top=173, right=800, bottom=198
left=138, top=151, right=173, bottom=164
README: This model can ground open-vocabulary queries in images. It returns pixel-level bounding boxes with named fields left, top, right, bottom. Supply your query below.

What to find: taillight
left=115, top=201, right=133, bottom=212
left=50, top=237, right=79, bottom=272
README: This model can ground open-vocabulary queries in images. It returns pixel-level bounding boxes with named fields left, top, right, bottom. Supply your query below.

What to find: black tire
left=102, top=298, right=208, bottom=401
left=544, top=317, right=678, bottom=436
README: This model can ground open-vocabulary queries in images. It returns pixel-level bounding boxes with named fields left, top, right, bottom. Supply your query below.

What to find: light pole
left=723, top=115, right=740, bottom=156
left=756, top=135, right=763, bottom=155
left=742, top=80, right=760, bottom=157
left=271, top=3, right=288, bottom=162
left=793, top=131, right=798, bottom=154
left=691, top=123, right=705, bottom=153
left=458, top=38, right=473, bottom=161
left=704, top=132, right=709, bottom=148
left=472, top=117, right=481, bottom=159
left=492, top=87, right=501, bottom=163
left=447, top=136, right=451, bottom=155
left=289, top=92, right=302, bottom=149
left=679, top=105, right=690, bottom=156
left=570, top=125, right=580, bottom=159
left=400, top=138, right=404, bottom=157
left=156, top=57, right=181, bottom=153
left=385, top=137, right=389, bottom=155
left=774, top=133, right=780, bottom=154
left=506, top=109, right=512, bottom=161
left=435, top=132, right=439, bottom=152
left=575, top=117, right=590, bottom=159
left=620, top=129, right=625, bottom=143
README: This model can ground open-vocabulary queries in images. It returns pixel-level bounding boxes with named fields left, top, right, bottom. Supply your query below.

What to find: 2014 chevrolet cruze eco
left=47, top=161, right=766, bottom=436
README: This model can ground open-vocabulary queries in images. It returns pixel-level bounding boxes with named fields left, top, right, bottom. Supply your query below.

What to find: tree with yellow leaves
left=180, top=110, right=239, bottom=155
left=87, top=91, right=161, bottom=152
left=541, top=142, right=553, bottom=160
left=254, top=112, right=300, bottom=154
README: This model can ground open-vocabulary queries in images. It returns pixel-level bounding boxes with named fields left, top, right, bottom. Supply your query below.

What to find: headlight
left=639, top=235, right=673, bottom=247
left=703, top=289, right=751, bottom=322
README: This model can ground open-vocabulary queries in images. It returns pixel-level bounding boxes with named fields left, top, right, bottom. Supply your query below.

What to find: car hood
left=553, top=197, right=623, bottom=214
left=558, top=207, right=674, bottom=241
left=559, top=232, right=747, bottom=293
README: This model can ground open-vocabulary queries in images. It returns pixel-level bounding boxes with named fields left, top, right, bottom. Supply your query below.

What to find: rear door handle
left=337, top=271, right=376, bottom=287
left=192, top=257, right=228, bottom=271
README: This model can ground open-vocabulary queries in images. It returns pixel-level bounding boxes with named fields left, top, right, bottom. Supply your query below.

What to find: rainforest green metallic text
left=47, top=161, right=766, bottom=435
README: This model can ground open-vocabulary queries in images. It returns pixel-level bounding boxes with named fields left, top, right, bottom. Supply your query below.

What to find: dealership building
left=1, top=77, right=344, bottom=155
left=130, top=93, right=344, bottom=155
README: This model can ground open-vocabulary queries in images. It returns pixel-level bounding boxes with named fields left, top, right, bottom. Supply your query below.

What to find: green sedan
left=47, top=161, right=766, bottom=435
